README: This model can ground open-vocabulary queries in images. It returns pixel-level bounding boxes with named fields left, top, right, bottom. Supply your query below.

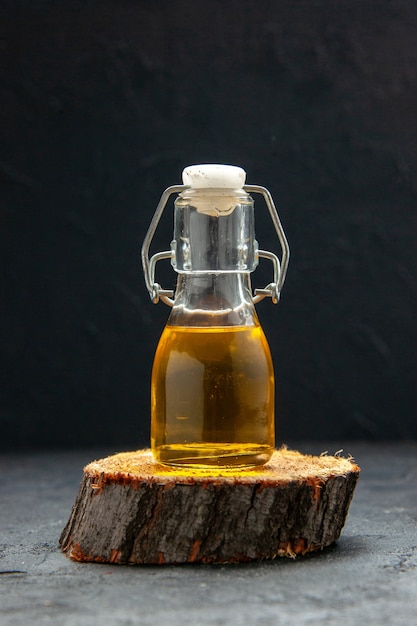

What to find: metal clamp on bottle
left=142, top=177, right=289, bottom=307
left=244, top=184, right=289, bottom=304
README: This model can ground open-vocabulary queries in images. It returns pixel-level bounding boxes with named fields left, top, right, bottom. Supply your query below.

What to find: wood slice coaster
left=60, top=447, right=360, bottom=564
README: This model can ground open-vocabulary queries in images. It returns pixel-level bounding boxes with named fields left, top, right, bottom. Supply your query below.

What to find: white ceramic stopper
left=182, top=164, right=246, bottom=189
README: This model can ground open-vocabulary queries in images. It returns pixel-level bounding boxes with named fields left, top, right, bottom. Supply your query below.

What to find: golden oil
left=151, top=323, right=274, bottom=468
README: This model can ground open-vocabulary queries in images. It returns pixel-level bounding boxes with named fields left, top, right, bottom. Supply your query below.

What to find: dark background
left=1, top=1, right=417, bottom=451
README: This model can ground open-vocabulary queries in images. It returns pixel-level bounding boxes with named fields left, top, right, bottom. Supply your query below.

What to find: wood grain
left=60, top=448, right=360, bottom=564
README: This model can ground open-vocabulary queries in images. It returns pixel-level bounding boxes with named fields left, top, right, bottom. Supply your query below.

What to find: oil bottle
left=142, top=164, right=289, bottom=468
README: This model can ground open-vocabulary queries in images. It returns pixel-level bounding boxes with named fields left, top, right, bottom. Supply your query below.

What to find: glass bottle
left=142, top=164, right=289, bottom=468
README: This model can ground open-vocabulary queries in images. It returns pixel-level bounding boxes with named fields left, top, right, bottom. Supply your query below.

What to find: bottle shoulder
left=167, top=300, right=260, bottom=328
left=168, top=273, right=260, bottom=327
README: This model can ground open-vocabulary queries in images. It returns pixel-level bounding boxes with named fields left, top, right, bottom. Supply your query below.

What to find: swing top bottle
left=142, top=164, right=289, bottom=468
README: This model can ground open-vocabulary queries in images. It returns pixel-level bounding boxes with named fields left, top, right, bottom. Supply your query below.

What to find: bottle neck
left=167, top=273, right=259, bottom=328
left=172, top=190, right=258, bottom=273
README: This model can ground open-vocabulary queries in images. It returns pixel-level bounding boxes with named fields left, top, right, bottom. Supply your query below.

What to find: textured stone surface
left=1, top=2, right=417, bottom=449
left=1, top=443, right=416, bottom=625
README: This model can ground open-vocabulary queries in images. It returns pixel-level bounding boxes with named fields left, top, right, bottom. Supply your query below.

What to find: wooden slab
left=59, top=447, right=360, bottom=564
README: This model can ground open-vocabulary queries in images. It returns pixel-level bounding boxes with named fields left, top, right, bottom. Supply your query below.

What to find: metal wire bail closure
left=244, top=185, right=290, bottom=304
left=141, top=185, right=185, bottom=307
left=141, top=183, right=289, bottom=306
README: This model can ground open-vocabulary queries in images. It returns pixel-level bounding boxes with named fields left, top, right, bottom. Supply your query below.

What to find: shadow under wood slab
left=59, top=448, right=360, bottom=564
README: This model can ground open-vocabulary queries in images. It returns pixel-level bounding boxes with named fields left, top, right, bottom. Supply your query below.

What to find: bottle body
left=151, top=274, right=275, bottom=467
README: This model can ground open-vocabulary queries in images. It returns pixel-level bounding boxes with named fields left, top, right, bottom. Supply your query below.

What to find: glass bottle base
left=153, top=443, right=274, bottom=469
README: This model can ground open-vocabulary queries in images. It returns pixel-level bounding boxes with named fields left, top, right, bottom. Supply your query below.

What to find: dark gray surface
left=1, top=443, right=416, bottom=625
